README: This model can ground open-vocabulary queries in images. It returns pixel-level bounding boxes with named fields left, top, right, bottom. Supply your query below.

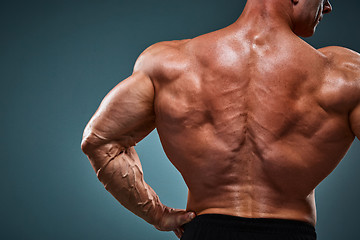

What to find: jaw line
left=314, top=5, right=322, bottom=24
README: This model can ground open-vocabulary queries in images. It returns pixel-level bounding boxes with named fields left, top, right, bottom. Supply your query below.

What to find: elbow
left=81, top=123, right=102, bottom=155
left=81, top=128, right=100, bottom=156
left=81, top=133, right=125, bottom=176
left=81, top=135, right=100, bottom=157
left=81, top=123, right=92, bottom=155
left=81, top=137, right=92, bottom=156
left=81, top=131, right=122, bottom=157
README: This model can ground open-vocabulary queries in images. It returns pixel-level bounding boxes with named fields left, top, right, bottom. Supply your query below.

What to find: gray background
left=1, top=0, right=359, bottom=239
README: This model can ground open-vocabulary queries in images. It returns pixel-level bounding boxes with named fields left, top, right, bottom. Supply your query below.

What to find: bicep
left=350, top=103, right=360, bottom=140
left=82, top=71, right=156, bottom=149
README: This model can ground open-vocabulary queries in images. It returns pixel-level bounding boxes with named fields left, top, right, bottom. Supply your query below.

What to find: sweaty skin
left=81, top=0, right=360, bottom=238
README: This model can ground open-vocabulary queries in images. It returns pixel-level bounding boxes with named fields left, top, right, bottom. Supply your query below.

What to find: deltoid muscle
left=95, top=146, right=164, bottom=226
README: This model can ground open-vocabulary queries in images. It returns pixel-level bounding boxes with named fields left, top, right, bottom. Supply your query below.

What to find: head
left=291, top=0, right=332, bottom=37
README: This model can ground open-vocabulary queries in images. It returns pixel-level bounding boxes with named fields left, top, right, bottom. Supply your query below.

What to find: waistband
left=188, top=214, right=316, bottom=235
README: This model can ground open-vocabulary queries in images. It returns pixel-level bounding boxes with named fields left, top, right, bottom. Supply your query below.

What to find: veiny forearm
left=84, top=142, right=165, bottom=226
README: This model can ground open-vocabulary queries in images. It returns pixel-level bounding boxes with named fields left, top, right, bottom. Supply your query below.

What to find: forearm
left=84, top=142, right=165, bottom=226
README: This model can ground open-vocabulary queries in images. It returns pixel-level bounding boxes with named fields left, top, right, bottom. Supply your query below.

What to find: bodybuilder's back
left=146, top=25, right=358, bottom=225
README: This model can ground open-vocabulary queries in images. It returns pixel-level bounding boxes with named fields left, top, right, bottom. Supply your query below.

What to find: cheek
left=317, top=4, right=323, bottom=17
left=310, top=3, right=322, bottom=24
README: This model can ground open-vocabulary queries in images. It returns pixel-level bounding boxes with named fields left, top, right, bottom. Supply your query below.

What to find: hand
left=154, top=207, right=196, bottom=239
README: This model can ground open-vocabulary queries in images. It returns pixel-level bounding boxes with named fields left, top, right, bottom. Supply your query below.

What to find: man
left=81, top=0, right=360, bottom=239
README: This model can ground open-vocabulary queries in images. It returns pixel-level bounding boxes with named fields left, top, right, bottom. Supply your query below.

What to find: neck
left=233, top=0, right=295, bottom=34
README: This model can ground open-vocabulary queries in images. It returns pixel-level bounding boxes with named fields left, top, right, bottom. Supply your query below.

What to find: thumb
left=176, top=211, right=196, bottom=226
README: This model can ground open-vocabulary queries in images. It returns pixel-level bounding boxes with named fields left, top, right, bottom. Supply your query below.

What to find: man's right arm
left=81, top=42, right=195, bottom=238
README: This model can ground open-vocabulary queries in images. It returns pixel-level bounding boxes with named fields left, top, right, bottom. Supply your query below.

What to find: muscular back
left=143, top=25, right=360, bottom=225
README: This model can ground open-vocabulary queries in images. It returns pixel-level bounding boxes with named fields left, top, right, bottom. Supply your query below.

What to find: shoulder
left=133, top=39, right=192, bottom=81
left=318, top=46, right=360, bottom=83
left=318, top=46, right=360, bottom=69
left=318, top=46, right=360, bottom=110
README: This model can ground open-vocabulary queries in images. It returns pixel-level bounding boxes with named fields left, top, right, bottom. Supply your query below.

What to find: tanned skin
left=81, top=0, right=360, bottom=238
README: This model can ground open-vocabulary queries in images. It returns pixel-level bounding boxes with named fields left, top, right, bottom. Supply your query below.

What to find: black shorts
left=181, top=214, right=316, bottom=240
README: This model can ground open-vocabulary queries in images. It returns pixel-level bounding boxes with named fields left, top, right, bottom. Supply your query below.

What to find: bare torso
left=82, top=1, right=360, bottom=236
left=148, top=23, right=358, bottom=226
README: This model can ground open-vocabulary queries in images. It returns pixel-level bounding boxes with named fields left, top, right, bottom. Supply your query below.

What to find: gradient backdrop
left=1, top=1, right=359, bottom=239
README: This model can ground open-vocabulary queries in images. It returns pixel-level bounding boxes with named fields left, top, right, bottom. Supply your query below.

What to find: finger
left=179, top=225, right=184, bottom=233
left=180, top=227, right=184, bottom=236
left=175, top=212, right=196, bottom=226
left=173, top=228, right=182, bottom=239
